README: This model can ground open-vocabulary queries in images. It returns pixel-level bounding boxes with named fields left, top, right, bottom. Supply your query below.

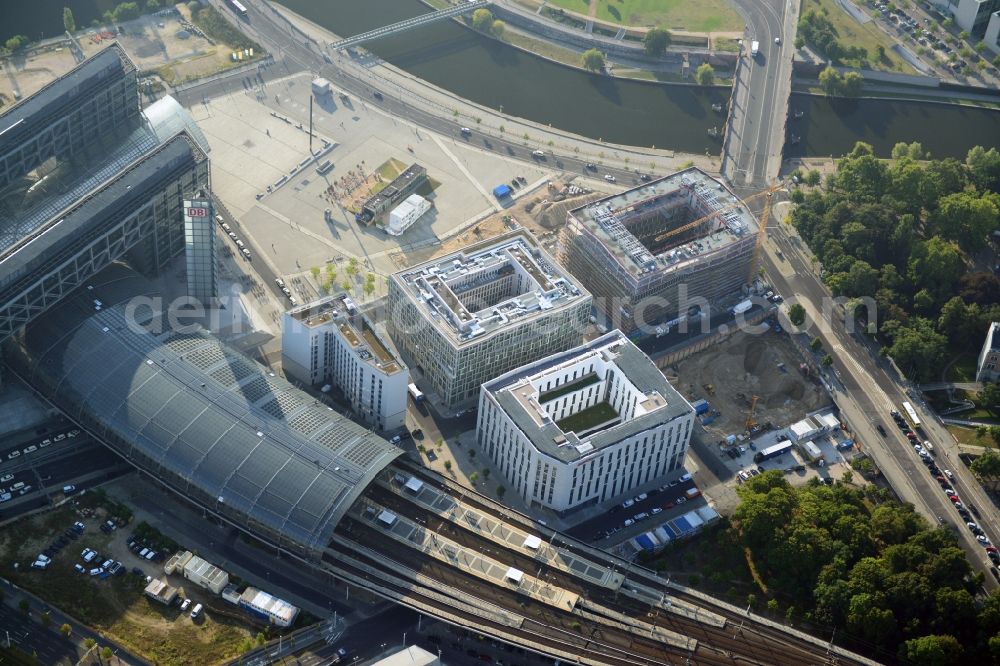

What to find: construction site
left=665, top=330, right=831, bottom=441
left=559, top=168, right=764, bottom=334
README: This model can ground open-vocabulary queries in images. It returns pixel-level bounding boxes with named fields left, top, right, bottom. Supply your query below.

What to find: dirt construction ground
left=667, top=330, right=831, bottom=439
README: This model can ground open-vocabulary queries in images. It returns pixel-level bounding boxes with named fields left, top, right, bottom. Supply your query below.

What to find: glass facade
left=182, top=195, right=218, bottom=303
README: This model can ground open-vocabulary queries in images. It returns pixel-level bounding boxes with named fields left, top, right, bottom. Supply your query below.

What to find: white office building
left=388, top=230, right=592, bottom=409
left=476, top=330, right=695, bottom=515
left=387, top=194, right=431, bottom=236
left=985, top=11, right=1000, bottom=54
left=950, top=0, right=1000, bottom=34
left=283, top=295, right=409, bottom=432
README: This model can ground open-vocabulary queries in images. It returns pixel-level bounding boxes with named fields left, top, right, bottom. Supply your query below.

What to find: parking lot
left=0, top=495, right=257, bottom=665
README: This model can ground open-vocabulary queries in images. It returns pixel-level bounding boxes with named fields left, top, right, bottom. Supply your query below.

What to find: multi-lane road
left=762, top=217, right=1000, bottom=588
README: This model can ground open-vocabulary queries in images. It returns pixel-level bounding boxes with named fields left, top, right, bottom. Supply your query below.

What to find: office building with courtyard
left=387, top=230, right=592, bottom=409
left=476, top=330, right=695, bottom=514
left=559, top=167, right=760, bottom=334
left=282, top=294, right=409, bottom=432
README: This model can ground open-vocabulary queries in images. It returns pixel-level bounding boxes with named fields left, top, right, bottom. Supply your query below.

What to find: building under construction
left=559, top=167, right=760, bottom=334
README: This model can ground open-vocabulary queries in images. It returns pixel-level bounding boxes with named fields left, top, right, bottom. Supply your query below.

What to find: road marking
left=430, top=133, right=497, bottom=210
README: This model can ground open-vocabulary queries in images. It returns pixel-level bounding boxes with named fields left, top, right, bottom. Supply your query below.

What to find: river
left=3, top=0, right=998, bottom=156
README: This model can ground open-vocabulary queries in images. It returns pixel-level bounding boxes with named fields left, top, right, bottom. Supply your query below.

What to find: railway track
left=372, top=465, right=876, bottom=665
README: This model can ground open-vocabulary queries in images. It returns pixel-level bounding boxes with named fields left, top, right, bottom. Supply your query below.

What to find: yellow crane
left=650, top=184, right=781, bottom=248
left=745, top=394, right=760, bottom=431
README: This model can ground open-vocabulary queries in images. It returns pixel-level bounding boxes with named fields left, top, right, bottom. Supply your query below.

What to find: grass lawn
left=801, top=0, right=914, bottom=73
left=557, top=401, right=620, bottom=433
left=546, top=0, right=743, bottom=32
left=947, top=424, right=995, bottom=449
left=0, top=505, right=255, bottom=666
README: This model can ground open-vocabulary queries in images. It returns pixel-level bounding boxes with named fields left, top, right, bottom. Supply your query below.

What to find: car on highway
left=531, top=150, right=546, bottom=158
left=460, top=127, right=471, bottom=135
left=0, top=474, right=12, bottom=483
left=604, top=174, right=617, bottom=183
left=623, top=518, right=635, bottom=527
left=944, top=469, right=954, bottom=479
left=639, top=174, right=651, bottom=181
left=372, top=91, right=383, bottom=100
left=585, top=163, right=597, bottom=170
left=621, top=498, right=635, bottom=509
left=7, top=450, right=19, bottom=459
left=651, top=507, right=663, bottom=515
left=978, top=535, right=992, bottom=545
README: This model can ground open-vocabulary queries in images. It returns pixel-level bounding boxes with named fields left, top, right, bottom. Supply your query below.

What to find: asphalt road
left=0, top=603, right=79, bottom=665
left=724, top=0, right=795, bottom=188
left=762, top=220, right=1000, bottom=589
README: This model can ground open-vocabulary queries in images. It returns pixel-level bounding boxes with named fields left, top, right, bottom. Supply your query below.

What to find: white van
left=190, top=603, right=203, bottom=619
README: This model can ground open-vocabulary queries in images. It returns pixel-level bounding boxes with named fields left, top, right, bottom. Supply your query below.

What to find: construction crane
left=652, top=184, right=781, bottom=246
left=745, top=394, right=760, bottom=431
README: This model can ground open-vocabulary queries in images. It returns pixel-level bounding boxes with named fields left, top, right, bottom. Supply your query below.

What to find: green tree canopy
left=643, top=27, right=671, bottom=56
left=966, top=146, right=1000, bottom=192
left=581, top=48, right=605, bottom=72
left=901, top=634, right=964, bottom=665
left=471, top=8, right=494, bottom=32
left=63, top=7, right=76, bottom=33
left=694, top=62, right=715, bottom=85
left=788, top=303, right=806, bottom=326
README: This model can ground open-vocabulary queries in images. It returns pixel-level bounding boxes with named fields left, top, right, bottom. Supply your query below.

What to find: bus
left=407, top=383, right=425, bottom=403
left=228, top=0, right=248, bottom=17
left=901, top=401, right=921, bottom=430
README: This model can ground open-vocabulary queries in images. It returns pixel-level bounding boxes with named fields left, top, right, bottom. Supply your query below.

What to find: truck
left=407, top=383, right=425, bottom=403
left=751, top=40, right=760, bottom=57
left=731, top=299, right=752, bottom=316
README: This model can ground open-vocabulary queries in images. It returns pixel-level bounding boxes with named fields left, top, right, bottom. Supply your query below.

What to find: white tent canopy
left=522, top=535, right=542, bottom=550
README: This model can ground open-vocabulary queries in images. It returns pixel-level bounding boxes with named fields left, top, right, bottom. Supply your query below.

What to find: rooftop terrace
left=394, top=231, right=587, bottom=345
left=484, top=330, right=690, bottom=463
left=289, top=294, right=404, bottom=375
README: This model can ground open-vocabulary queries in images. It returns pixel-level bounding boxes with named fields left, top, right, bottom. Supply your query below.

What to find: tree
left=980, top=383, right=1000, bottom=416
left=818, top=67, right=843, bottom=95
left=491, top=20, right=505, bottom=38
left=444, top=460, right=453, bottom=472
left=341, top=281, right=351, bottom=292
left=907, top=237, right=966, bottom=300
left=900, top=634, right=963, bottom=665
left=788, top=303, right=806, bottom=327
left=60, top=623, right=72, bottom=638
left=822, top=354, right=833, bottom=366
left=695, top=63, right=715, bottom=85
left=643, top=27, right=671, bottom=56
left=966, top=146, right=1000, bottom=192
left=469, top=471, right=479, bottom=485
left=581, top=49, right=605, bottom=73
left=932, top=190, right=1000, bottom=251
left=805, top=169, right=822, bottom=186
left=5, top=35, right=28, bottom=52
left=18, top=598, right=29, bottom=613
left=482, top=468, right=490, bottom=479
left=84, top=638, right=96, bottom=650
left=841, top=71, right=864, bottom=96
left=310, top=266, right=320, bottom=280
left=363, top=280, right=375, bottom=297
left=496, top=485, right=506, bottom=499
left=346, top=257, right=358, bottom=277
left=146, top=0, right=160, bottom=9
left=892, top=141, right=925, bottom=160
left=876, top=44, right=886, bottom=61
left=971, top=449, right=1000, bottom=488
left=471, top=8, right=494, bottom=32
left=101, top=647, right=113, bottom=661
left=63, top=7, right=76, bottom=33
left=810, top=337, right=823, bottom=351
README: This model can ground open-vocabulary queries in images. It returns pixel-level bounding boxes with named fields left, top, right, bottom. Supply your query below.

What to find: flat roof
left=6, top=265, right=402, bottom=557
left=567, top=167, right=758, bottom=277
left=0, top=43, right=136, bottom=151
left=287, top=294, right=405, bottom=375
left=392, top=230, right=588, bottom=346
left=483, top=330, right=693, bottom=463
